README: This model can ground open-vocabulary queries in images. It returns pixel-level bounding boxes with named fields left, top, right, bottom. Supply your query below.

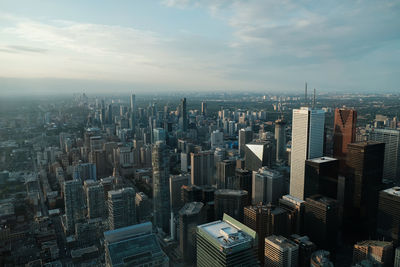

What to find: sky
left=1, top=0, right=399, bottom=95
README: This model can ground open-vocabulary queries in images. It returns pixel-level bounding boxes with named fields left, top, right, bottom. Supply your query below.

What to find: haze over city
left=1, top=0, right=400, bottom=95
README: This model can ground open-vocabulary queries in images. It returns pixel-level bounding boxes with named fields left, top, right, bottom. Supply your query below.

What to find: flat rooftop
left=215, top=189, right=247, bottom=196
left=307, top=157, right=338, bottom=164
left=179, top=202, right=203, bottom=216
left=382, top=187, right=400, bottom=197
left=198, top=220, right=253, bottom=248
left=266, top=235, right=298, bottom=249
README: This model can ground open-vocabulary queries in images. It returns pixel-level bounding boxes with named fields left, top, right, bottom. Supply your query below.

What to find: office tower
left=353, top=240, right=393, bottom=267
left=239, top=127, right=254, bottom=157
left=310, top=250, right=334, bottom=267
left=377, top=187, right=400, bottom=245
left=116, top=146, right=133, bottom=168
left=89, top=150, right=107, bottom=178
left=304, top=195, right=338, bottom=251
left=305, top=157, right=339, bottom=199
left=104, top=222, right=169, bottom=267
left=180, top=98, right=188, bottom=132
left=211, top=130, right=224, bottom=149
left=191, top=151, right=214, bottom=186
left=179, top=202, right=205, bottom=265
left=196, top=214, right=258, bottom=267
left=275, top=118, right=287, bottom=162
left=64, top=180, right=85, bottom=233
left=369, top=129, right=400, bottom=183
left=216, top=159, right=236, bottom=189
left=201, top=101, right=207, bottom=116
left=130, top=94, right=135, bottom=112
left=345, top=141, right=385, bottom=235
left=235, top=169, right=252, bottom=203
left=244, top=204, right=288, bottom=264
left=73, top=162, right=97, bottom=181
left=252, top=167, right=283, bottom=205
left=290, top=107, right=325, bottom=200
left=107, top=187, right=136, bottom=230
left=84, top=180, right=105, bottom=219
left=214, top=189, right=248, bottom=221
left=279, top=195, right=305, bottom=235
left=135, top=192, right=151, bottom=222
left=333, top=108, right=357, bottom=173
left=169, top=174, right=189, bottom=213
left=153, top=127, right=166, bottom=143
left=291, top=235, right=317, bottom=267
left=152, top=141, right=171, bottom=233
left=100, top=177, right=114, bottom=200
left=245, top=139, right=275, bottom=172
left=395, top=247, right=400, bottom=267
left=264, top=235, right=299, bottom=267
left=181, top=184, right=202, bottom=204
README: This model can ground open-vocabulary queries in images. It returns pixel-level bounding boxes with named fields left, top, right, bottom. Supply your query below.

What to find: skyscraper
left=169, top=174, right=190, bottom=213
left=290, top=235, right=317, bottom=267
left=64, top=180, right=85, bottom=233
left=201, top=101, right=207, bottom=116
left=369, top=129, right=400, bottom=183
left=290, top=107, right=325, bottom=200
left=252, top=167, right=284, bottom=205
left=196, top=214, right=258, bottom=267
left=179, top=202, right=205, bottom=265
left=304, top=195, right=338, bottom=251
left=180, top=97, right=188, bottom=132
left=130, top=93, right=135, bottom=112
left=244, top=204, right=288, bottom=264
left=216, top=159, right=236, bottom=189
left=152, top=141, right=171, bottom=233
left=377, top=187, right=400, bottom=245
left=191, top=151, right=214, bottom=186
left=107, top=187, right=136, bottom=230
left=279, top=195, right=305, bottom=236
left=214, top=189, right=248, bottom=221
left=275, top=118, right=287, bottom=162
left=305, top=157, right=339, bottom=199
left=333, top=108, right=357, bottom=173
left=84, top=180, right=105, bottom=219
left=264, top=235, right=299, bottom=267
left=344, top=141, right=385, bottom=236
left=239, top=127, right=253, bottom=157
left=211, top=130, right=224, bottom=149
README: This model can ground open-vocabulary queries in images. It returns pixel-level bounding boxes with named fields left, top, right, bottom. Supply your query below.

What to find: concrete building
left=191, top=151, right=214, bottom=186
left=214, top=189, right=248, bottom=221
left=104, top=222, right=169, bottom=267
left=211, top=130, right=224, bottom=149
left=353, top=240, right=393, bottom=267
left=239, top=127, right=253, bottom=158
left=107, top=187, right=136, bottom=230
left=252, top=167, right=283, bottom=205
left=64, top=180, right=85, bottom=233
left=275, top=118, right=287, bottom=162
left=179, top=202, right=205, bottom=265
left=84, top=180, right=105, bottom=219
left=196, top=214, right=258, bottom=267
left=377, top=187, right=400, bottom=245
left=290, top=107, right=325, bottom=200
left=264, top=235, right=299, bottom=267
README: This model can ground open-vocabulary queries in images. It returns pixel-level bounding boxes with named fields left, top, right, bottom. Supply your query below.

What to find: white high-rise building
left=369, top=129, right=400, bottom=184
left=290, top=107, right=325, bottom=200
left=211, top=130, right=224, bottom=149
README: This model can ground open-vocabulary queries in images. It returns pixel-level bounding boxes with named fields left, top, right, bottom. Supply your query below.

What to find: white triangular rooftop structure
left=246, top=144, right=264, bottom=160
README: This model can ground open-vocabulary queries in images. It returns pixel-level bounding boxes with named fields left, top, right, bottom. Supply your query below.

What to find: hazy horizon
left=1, top=1, right=399, bottom=94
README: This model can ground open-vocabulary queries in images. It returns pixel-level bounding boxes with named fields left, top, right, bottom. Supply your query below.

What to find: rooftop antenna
left=313, top=88, right=316, bottom=109
left=305, top=82, right=308, bottom=107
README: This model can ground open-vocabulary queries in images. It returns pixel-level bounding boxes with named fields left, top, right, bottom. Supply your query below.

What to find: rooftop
left=307, top=157, right=338, bottom=164
left=179, top=202, right=204, bottom=216
left=355, top=240, right=393, bottom=248
left=382, top=187, right=400, bottom=197
left=215, top=189, right=248, bottom=196
left=266, top=235, right=298, bottom=249
left=198, top=220, right=253, bottom=249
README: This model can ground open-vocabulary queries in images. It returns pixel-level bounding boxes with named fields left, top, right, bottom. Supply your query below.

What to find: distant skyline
left=1, top=0, right=399, bottom=95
